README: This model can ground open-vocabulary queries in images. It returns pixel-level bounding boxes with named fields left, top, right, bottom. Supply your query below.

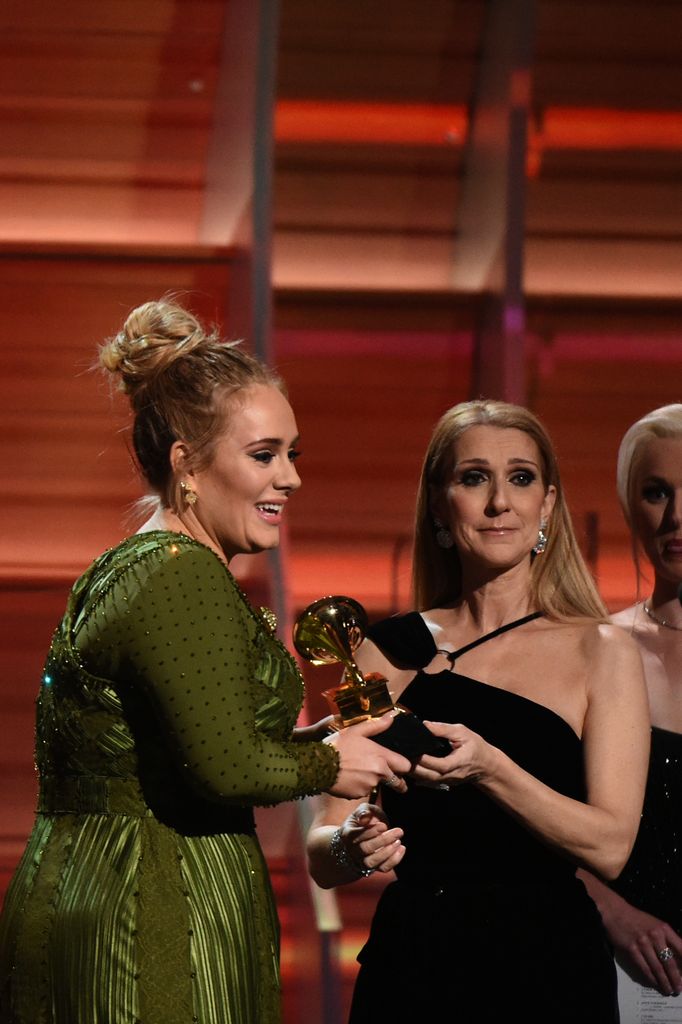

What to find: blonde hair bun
left=99, top=298, right=217, bottom=396
left=96, top=295, right=281, bottom=508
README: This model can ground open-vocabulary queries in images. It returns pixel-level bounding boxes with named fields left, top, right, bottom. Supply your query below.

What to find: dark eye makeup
left=641, top=480, right=672, bottom=504
left=459, top=469, right=487, bottom=486
left=509, top=470, right=537, bottom=487
left=251, top=447, right=301, bottom=465
left=457, top=467, right=537, bottom=487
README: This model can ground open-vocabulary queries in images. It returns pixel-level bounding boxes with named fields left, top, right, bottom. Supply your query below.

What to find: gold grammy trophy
left=293, top=595, right=451, bottom=759
left=293, top=595, right=395, bottom=729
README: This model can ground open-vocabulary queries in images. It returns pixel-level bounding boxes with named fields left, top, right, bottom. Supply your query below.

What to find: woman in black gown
left=579, top=404, right=682, bottom=1010
left=307, top=399, right=650, bottom=1024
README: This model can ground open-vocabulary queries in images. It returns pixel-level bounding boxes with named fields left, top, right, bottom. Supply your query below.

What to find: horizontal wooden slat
left=525, top=237, right=682, bottom=298
left=526, top=180, right=682, bottom=235
left=4, top=0, right=227, bottom=35
left=535, top=0, right=682, bottom=61
left=0, top=119, right=209, bottom=170
left=0, top=246, right=237, bottom=572
left=1, top=31, right=220, bottom=86
left=0, top=182, right=204, bottom=243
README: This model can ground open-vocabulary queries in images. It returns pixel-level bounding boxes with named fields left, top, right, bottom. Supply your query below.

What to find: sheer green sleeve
left=76, top=537, right=339, bottom=805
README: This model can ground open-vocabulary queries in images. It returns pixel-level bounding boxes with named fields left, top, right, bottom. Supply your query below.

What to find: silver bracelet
left=329, top=827, right=375, bottom=878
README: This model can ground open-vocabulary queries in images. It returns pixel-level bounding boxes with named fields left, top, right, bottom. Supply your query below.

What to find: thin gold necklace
left=642, top=601, right=682, bottom=632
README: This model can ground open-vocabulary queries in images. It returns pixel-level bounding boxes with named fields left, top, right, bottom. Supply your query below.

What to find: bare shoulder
left=539, top=618, right=643, bottom=677
left=610, top=603, right=639, bottom=631
left=581, top=619, right=642, bottom=660
left=535, top=616, right=634, bottom=652
left=572, top=619, right=646, bottom=697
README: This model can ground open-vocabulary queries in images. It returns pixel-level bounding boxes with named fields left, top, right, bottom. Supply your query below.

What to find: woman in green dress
left=0, top=299, right=410, bottom=1024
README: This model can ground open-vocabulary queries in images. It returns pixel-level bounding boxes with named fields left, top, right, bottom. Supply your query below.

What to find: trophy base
left=323, top=673, right=395, bottom=729
left=371, top=710, right=452, bottom=762
left=326, top=708, right=451, bottom=761
left=323, top=674, right=451, bottom=760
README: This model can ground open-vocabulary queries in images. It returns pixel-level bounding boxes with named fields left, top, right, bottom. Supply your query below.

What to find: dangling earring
left=434, top=518, right=454, bottom=549
left=533, top=520, right=548, bottom=555
left=180, top=481, right=198, bottom=507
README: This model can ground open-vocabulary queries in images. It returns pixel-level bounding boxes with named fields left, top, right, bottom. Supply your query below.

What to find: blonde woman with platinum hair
left=581, top=403, right=682, bottom=1010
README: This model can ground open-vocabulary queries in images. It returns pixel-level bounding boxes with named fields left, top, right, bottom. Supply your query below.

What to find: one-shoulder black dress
left=348, top=612, right=619, bottom=1024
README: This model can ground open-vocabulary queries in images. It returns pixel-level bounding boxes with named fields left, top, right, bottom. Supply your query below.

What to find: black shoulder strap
left=440, top=610, right=543, bottom=667
left=367, top=612, right=437, bottom=669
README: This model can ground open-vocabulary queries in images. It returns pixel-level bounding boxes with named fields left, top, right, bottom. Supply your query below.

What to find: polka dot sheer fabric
left=0, top=532, right=338, bottom=1023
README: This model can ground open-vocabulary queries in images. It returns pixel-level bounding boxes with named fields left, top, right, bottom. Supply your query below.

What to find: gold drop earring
left=180, top=481, right=198, bottom=507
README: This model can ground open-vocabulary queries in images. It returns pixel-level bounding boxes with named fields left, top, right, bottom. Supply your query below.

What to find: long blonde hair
left=412, top=400, right=607, bottom=620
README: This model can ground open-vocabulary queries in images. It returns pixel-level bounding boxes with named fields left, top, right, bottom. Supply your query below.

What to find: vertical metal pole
left=244, top=0, right=293, bottom=642
left=201, top=0, right=287, bottom=626
left=247, top=0, right=296, bottom=644
left=251, top=0, right=280, bottom=364
left=453, top=0, right=536, bottom=404
left=200, top=0, right=280, bottom=356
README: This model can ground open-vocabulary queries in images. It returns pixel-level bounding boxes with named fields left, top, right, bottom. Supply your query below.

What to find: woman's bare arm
left=415, top=624, right=650, bottom=879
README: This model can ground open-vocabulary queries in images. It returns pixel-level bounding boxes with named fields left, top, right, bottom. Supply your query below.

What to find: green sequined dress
left=0, top=532, right=338, bottom=1024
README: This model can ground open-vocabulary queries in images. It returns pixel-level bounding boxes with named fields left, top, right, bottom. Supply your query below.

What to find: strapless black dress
left=348, top=612, right=619, bottom=1024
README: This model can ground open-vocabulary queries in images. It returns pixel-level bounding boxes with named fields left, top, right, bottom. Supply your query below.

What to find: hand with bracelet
left=325, top=802, right=406, bottom=885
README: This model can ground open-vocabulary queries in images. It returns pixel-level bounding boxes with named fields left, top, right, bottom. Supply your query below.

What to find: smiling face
left=630, top=436, right=682, bottom=588
left=433, top=424, right=556, bottom=576
left=186, top=383, right=301, bottom=561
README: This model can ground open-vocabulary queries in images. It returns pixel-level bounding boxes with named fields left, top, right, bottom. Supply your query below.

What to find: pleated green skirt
left=0, top=813, right=281, bottom=1024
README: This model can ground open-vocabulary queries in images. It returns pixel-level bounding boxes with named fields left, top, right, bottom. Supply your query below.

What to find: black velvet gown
left=348, top=612, right=619, bottom=1024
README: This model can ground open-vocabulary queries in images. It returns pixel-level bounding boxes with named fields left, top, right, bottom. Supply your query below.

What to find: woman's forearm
left=307, top=825, right=366, bottom=888
left=478, top=746, right=636, bottom=879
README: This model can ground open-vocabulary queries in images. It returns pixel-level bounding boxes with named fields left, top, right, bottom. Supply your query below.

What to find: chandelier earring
left=180, top=481, right=198, bottom=508
left=434, top=518, right=454, bottom=550
left=533, top=520, right=548, bottom=555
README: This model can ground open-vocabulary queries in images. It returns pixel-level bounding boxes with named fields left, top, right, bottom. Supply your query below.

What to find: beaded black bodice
left=612, top=726, right=682, bottom=934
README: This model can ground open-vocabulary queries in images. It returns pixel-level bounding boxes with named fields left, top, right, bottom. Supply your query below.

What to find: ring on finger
left=384, top=774, right=401, bottom=788
left=657, top=947, right=674, bottom=962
